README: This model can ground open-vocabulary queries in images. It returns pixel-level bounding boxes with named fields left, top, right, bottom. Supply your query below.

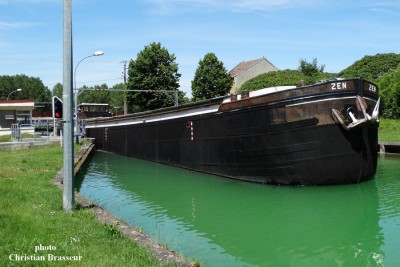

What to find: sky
left=1, top=0, right=399, bottom=97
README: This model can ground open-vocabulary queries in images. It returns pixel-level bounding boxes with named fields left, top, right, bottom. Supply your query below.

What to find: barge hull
left=88, top=123, right=378, bottom=185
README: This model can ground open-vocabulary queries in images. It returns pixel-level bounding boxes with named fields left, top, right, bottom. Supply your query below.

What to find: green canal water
left=76, top=152, right=400, bottom=267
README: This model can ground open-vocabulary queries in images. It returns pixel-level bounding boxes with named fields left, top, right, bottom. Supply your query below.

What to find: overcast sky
left=1, top=0, right=399, bottom=96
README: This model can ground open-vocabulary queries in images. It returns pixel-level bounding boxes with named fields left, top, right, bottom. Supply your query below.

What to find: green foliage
left=104, top=222, right=122, bottom=238
left=191, top=52, right=233, bottom=101
left=298, top=58, right=325, bottom=76
left=78, top=84, right=110, bottom=104
left=127, top=42, right=183, bottom=112
left=239, top=69, right=336, bottom=92
left=52, top=83, right=63, bottom=99
left=338, top=53, right=400, bottom=82
left=239, top=70, right=303, bottom=92
left=109, top=83, right=127, bottom=114
left=378, top=65, right=400, bottom=119
left=0, top=74, right=51, bottom=101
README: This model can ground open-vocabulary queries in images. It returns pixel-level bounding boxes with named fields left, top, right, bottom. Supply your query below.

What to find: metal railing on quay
left=11, top=122, right=54, bottom=142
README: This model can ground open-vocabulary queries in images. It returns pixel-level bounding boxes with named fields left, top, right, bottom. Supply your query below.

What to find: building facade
left=0, top=100, right=34, bottom=136
left=229, top=57, right=278, bottom=94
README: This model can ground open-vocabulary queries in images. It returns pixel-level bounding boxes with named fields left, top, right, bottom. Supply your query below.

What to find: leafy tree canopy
left=0, top=74, right=51, bottom=101
left=238, top=69, right=336, bottom=93
left=108, top=83, right=127, bottom=113
left=78, top=84, right=110, bottom=104
left=338, top=53, right=400, bottom=82
left=127, top=42, right=183, bottom=112
left=191, top=53, right=233, bottom=101
left=239, top=70, right=304, bottom=92
left=378, top=64, right=400, bottom=119
left=298, top=58, right=325, bottom=76
left=52, top=83, right=63, bottom=99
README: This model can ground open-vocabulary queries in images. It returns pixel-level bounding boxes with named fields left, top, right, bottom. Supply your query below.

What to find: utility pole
left=121, top=60, right=128, bottom=115
left=121, top=60, right=127, bottom=84
left=62, top=0, right=74, bottom=211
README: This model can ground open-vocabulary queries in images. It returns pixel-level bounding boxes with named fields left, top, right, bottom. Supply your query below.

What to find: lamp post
left=63, top=0, right=74, bottom=211
left=74, top=51, right=104, bottom=143
left=7, top=88, right=22, bottom=100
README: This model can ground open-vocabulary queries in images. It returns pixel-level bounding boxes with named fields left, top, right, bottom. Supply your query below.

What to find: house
left=229, top=57, right=278, bottom=94
left=0, top=100, right=35, bottom=136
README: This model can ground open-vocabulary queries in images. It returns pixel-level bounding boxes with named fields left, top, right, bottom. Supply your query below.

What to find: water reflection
left=375, top=155, right=400, bottom=267
left=76, top=152, right=400, bottom=266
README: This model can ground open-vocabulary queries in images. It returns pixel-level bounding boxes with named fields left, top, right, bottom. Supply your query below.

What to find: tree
left=191, top=53, right=233, bottom=101
left=52, top=83, right=63, bottom=98
left=78, top=84, right=110, bottom=104
left=0, top=74, right=51, bottom=101
left=298, top=58, right=325, bottom=77
left=238, top=69, right=336, bottom=93
left=338, top=53, right=400, bottom=82
left=127, top=42, right=182, bottom=112
left=109, top=83, right=127, bottom=115
left=378, top=65, right=400, bottom=119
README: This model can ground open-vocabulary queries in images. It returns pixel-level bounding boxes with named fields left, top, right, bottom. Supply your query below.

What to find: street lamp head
left=93, top=51, right=104, bottom=56
left=7, top=88, right=23, bottom=100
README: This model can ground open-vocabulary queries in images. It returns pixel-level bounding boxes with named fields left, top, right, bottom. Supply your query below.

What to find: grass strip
left=0, top=145, right=173, bottom=267
left=379, top=119, right=400, bottom=142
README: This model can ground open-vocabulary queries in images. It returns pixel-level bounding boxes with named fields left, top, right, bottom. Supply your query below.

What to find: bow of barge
left=85, top=78, right=380, bottom=185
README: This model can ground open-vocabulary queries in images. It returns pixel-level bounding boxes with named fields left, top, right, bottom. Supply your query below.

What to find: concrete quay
left=0, top=136, right=61, bottom=150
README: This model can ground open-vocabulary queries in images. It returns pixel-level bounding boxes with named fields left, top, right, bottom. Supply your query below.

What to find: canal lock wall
left=379, top=141, right=400, bottom=154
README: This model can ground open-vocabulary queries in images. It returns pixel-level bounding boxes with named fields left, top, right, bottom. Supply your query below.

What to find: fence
left=11, top=123, right=51, bottom=142
left=11, top=124, right=22, bottom=141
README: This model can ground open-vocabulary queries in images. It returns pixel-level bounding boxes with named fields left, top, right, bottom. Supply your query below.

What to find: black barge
left=84, top=78, right=380, bottom=185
